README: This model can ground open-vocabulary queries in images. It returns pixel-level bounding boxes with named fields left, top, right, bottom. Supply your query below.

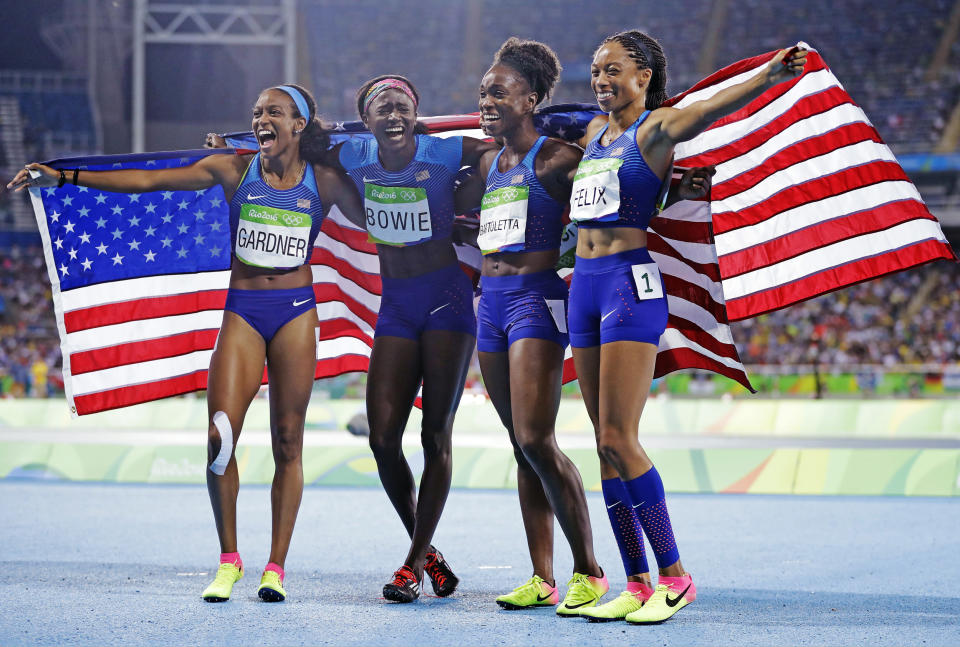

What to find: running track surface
left=1, top=482, right=958, bottom=646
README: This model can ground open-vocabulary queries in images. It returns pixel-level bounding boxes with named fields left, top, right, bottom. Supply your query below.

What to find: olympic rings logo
left=399, top=190, right=417, bottom=201
left=282, top=213, right=304, bottom=226
left=500, top=188, right=519, bottom=201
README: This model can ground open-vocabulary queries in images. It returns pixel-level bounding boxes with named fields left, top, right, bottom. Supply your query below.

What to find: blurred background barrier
left=2, top=397, right=958, bottom=496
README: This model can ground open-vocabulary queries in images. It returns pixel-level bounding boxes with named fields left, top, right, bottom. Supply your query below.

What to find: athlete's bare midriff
left=575, top=227, right=648, bottom=259
left=228, top=258, right=313, bottom=289
left=481, top=248, right=559, bottom=277
left=376, top=236, right=459, bottom=278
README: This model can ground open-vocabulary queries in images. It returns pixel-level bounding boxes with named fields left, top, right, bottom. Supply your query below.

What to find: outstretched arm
left=7, top=153, right=245, bottom=196
left=651, top=47, right=806, bottom=148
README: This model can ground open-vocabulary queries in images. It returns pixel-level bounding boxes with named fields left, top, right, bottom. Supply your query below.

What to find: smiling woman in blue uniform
left=472, top=38, right=609, bottom=615
left=564, top=32, right=807, bottom=624
left=331, top=75, right=495, bottom=603
left=10, top=84, right=363, bottom=604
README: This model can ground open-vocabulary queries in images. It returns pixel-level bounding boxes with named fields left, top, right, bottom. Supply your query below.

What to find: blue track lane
left=1, top=482, right=958, bottom=646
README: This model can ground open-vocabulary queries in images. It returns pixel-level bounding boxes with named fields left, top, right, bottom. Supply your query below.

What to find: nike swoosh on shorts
left=292, top=299, right=311, bottom=307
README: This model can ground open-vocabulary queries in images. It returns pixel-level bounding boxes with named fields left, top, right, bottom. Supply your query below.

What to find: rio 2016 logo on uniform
left=500, top=188, right=519, bottom=202
left=281, top=213, right=304, bottom=226
left=399, top=190, right=417, bottom=201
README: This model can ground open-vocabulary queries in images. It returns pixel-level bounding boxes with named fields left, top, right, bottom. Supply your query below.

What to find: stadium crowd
left=0, top=246, right=61, bottom=397
left=733, top=262, right=960, bottom=367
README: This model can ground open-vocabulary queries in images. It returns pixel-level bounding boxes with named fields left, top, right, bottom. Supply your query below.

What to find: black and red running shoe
left=383, top=565, right=421, bottom=603
left=424, top=547, right=459, bottom=597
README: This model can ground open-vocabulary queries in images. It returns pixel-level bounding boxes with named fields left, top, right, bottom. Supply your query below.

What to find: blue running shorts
left=568, top=247, right=668, bottom=348
left=476, top=269, right=569, bottom=353
left=376, top=262, right=477, bottom=339
left=224, top=286, right=316, bottom=343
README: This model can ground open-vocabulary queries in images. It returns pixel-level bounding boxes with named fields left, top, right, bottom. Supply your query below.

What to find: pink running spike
left=264, top=562, right=285, bottom=583
left=220, top=552, right=242, bottom=569
left=627, top=580, right=655, bottom=600
left=658, top=574, right=696, bottom=602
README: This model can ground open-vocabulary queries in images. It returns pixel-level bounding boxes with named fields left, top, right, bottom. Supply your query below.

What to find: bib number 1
left=630, top=262, right=664, bottom=301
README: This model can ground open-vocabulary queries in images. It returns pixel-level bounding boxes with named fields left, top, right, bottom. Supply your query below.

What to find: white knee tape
left=209, top=410, right=233, bottom=476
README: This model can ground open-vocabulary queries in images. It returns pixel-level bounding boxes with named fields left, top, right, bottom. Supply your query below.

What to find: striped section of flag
left=669, top=46, right=956, bottom=321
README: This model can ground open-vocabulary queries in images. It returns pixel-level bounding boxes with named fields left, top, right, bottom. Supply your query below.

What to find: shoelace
left=262, top=571, right=281, bottom=585
left=391, top=567, right=416, bottom=587
left=516, top=575, right=544, bottom=593
left=564, top=573, right=594, bottom=603
left=215, top=563, right=239, bottom=579
left=424, top=553, right=446, bottom=587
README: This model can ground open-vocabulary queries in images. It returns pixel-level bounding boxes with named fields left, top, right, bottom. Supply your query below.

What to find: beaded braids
left=266, top=83, right=330, bottom=165
left=600, top=31, right=668, bottom=110
left=355, top=74, right=429, bottom=134
left=492, top=37, right=563, bottom=107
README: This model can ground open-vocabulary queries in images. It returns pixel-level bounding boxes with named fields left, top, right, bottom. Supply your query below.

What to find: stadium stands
left=718, top=0, right=958, bottom=151
left=0, top=247, right=61, bottom=397
left=300, top=0, right=959, bottom=150
left=733, top=262, right=960, bottom=367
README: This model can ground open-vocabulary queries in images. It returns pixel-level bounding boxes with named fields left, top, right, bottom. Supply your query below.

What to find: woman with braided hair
left=565, top=31, right=806, bottom=624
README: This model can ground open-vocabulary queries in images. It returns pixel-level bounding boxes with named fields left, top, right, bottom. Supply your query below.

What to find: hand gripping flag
left=30, top=46, right=954, bottom=414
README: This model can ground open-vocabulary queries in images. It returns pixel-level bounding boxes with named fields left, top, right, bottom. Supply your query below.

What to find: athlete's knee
left=369, top=432, right=403, bottom=461
left=595, top=426, right=636, bottom=470
left=208, top=411, right=235, bottom=475
left=271, top=416, right=304, bottom=465
left=420, top=427, right=452, bottom=461
left=517, top=430, right=560, bottom=467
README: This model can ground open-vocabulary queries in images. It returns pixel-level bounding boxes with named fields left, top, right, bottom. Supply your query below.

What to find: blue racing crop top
left=569, top=110, right=663, bottom=230
left=339, top=134, right=464, bottom=246
left=478, top=136, right=565, bottom=255
left=228, top=153, right=325, bottom=269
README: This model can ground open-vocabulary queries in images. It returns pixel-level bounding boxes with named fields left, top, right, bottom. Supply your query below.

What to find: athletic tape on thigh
left=209, top=410, right=233, bottom=475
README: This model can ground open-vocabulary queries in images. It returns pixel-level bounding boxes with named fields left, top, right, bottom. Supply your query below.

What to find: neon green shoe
left=495, top=575, right=559, bottom=610
left=202, top=562, right=243, bottom=602
left=257, top=569, right=287, bottom=602
left=580, top=590, right=647, bottom=622
left=625, top=575, right=696, bottom=624
left=556, top=571, right=609, bottom=617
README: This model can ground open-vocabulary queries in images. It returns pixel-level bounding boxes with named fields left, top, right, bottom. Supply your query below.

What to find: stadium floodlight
left=131, top=0, right=297, bottom=152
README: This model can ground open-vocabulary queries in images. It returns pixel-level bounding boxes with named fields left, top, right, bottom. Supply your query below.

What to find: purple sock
left=601, top=477, right=649, bottom=577
left=623, top=467, right=680, bottom=568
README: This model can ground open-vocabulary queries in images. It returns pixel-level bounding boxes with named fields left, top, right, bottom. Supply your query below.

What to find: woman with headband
left=330, top=74, right=495, bottom=603
left=9, top=84, right=364, bottom=604
left=560, top=32, right=806, bottom=624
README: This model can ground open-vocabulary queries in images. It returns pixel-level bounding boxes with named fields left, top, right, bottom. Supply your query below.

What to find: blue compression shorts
left=476, top=269, right=569, bottom=353
left=568, top=247, right=668, bottom=348
left=376, top=262, right=477, bottom=339
left=224, top=286, right=316, bottom=343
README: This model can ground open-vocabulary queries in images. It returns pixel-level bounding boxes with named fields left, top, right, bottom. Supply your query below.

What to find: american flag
left=30, top=47, right=953, bottom=414
left=667, top=46, right=956, bottom=321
